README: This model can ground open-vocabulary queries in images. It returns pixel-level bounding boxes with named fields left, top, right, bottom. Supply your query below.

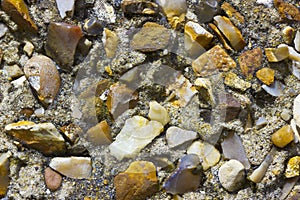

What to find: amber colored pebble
left=271, top=125, right=294, bottom=148
left=86, top=120, right=112, bottom=145
left=256, top=68, right=275, bottom=85
left=44, top=167, right=62, bottom=191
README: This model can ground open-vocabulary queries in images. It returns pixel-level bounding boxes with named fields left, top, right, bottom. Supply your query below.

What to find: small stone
left=239, top=48, right=263, bottom=78
left=194, top=78, right=215, bottom=105
left=261, top=81, right=285, bottom=97
left=282, top=26, right=295, bottom=45
left=56, top=0, right=75, bottom=19
left=1, top=0, right=38, bottom=33
left=195, top=0, right=219, bottom=23
left=60, top=124, right=82, bottom=144
left=109, top=116, right=164, bottom=160
left=274, top=0, right=300, bottom=21
left=0, top=23, right=8, bottom=38
left=114, top=161, right=158, bottom=200
left=102, top=28, right=119, bottom=58
left=221, top=2, right=245, bottom=24
left=271, top=125, right=294, bottom=148
left=256, top=116, right=268, bottom=128
left=295, top=31, right=300, bottom=52
left=3, top=64, right=24, bottom=80
left=11, top=76, right=26, bottom=88
left=20, top=108, right=34, bottom=117
left=44, top=167, right=62, bottom=191
left=293, top=94, right=300, bottom=128
left=187, top=141, right=220, bottom=170
left=34, top=107, right=45, bottom=117
left=164, top=154, right=202, bottom=195
left=208, top=23, right=233, bottom=51
left=213, top=15, right=246, bottom=51
left=4, top=121, right=66, bottom=156
left=219, top=93, right=241, bottom=122
left=281, top=109, right=291, bottom=121
left=256, top=68, right=275, bottom=85
left=49, top=157, right=92, bottom=179
left=83, top=18, right=104, bottom=36
left=192, top=45, right=236, bottom=77
left=86, top=120, right=112, bottom=145
left=23, top=41, right=34, bottom=57
left=0, top=152, right=10, bottom=197
left=24, top=55, right=61, bottom=108
left=218, top=159, right=245, bottom=192
left=122, top=0, right=159, bottom=15
left=148, top=101, right=170, bottom=126
left=45, top=22, right=83, bottom=72
left=224, top=72, right=251, bottom=92
left=166, top=126, right=198, bottom=149
left=286, top=156, right=300, bottom=178
left=130, top=22, right=171, bottom=52
left=280, top=44, right=300, bottom=62
left=265, top=46, right=290, bottom=62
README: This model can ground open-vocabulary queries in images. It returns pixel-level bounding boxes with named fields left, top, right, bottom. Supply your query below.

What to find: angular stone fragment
left=23, top=41, right=34, bottom=57
left=274, top=0, right=300, bottom=21
left=114, top=161, right=158, bottom=200
left=194, top=78, right=215, bottom=105
left=24, top=55, right=61, bottom=108
left=282, top=26, right=295, bottom=45
left=0, top=152, right=10, bottom=197
left=219, top=93, right=241, bottom=122
left=102, top=28, right=119, bottom=58
left=208, top=23, right=233, bottom=51
left=0, top=23, right=8, bottom=38
left=45, top=22, right=82, bottom=72
left=49, top=157, right=92, bottom=179
left=262, top=81, right=285, bottom=97
left=164, top=154, right=202, bottom=195
left=44, top=167, right=62, bottom=191
left=86, top=120, right=112, bottom=145
left=224, top=72, right=251, bottom=92
left=221, top=2, right=245, bottom=24
left=130, top=22, right=170, bottom=52
left=256, top=68, right=275, bottom=85
left=109, top=116, right=164, bottom=160
left=166, top=126, right=197, bottom=149
left=56, top=0, right=75, bottom=19
left=272, top=125, right=294, bottom=148
left=3, top=64, right=24, bottom=80
left=192, top=45, right=236, bottom=77
left=286, top=156, right=300, bottom=178
left=148, top=101, right=170, bottom=126
left=187, top=141, right=220, bottom=170
left=218, top=159, right=245, bottom=192
left=4, top=121, right=66, bottom=156
left=213, top=16, right=246, bottom=51
left=122, top=0, right=159, bottom=15
left=239, top=48, right=262, bottom=77
left=1, top=0, right=38, bottom=33
left=60, top=123, right=82, bottom=144
left=265, top=46, right=290, bottom=62
left=295, top=31, right=300, bottom=52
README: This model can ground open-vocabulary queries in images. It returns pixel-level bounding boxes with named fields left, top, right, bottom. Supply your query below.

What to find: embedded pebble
left=84, top=18, right=104, bottom=36
left=56, top=0, right=75, bottom=19
left=3, top=64, right=24, bottom=80
left=148, top=101, right=170, bottom=126
left=261, top=81, right=285, bottom=97
left=224, top=72, right=251, bottom=92
left=218, top=159, right=246, bottom=192
left=114, top=161, right=158, bottom=200
left=187, top=141, right=220, bottom=170
left=280, top=177, right=299, bottom=200
left=256, top=68, right=275, bottom=85
left=44, top=167, right=62, bottom=191
left=24, top=55, right=61, bottom=108
left=274, top=0, right=300, bottom=21
left=256, top=116, right=268, bottom=128
left=164, top=154, right=202, bottom=195
left=221, top=2, right=244, bottom=24
left=23, top=41, right=34, bottom=57
left=102, top=28, right=119, bottom=58
left=278, top=44, right=300, bottom=62
left=4, top=121, right=66, bottom=156
left=34, top=107, right=45, bottom=117
left=86, top=120, right=112, bottom=145
left=285, top=156, right=300, bottom=178
left=292, top=61, right=300, bottom=79
left=272, top=125, right=294, bottom=148
left=265, top=46, right=289, bottom=62
left=0, top=152, right=11, bottom=197
left=0, top=23, right=8, bottom=38
left=109, top=116, right=164, bottom=160
left=49, top=157, right=92, bottom=179
left=166, top=126, right=198, bottom=149
left=239, top=48, right=262, bottom=77
left=281, top=109, right=291, bottom=121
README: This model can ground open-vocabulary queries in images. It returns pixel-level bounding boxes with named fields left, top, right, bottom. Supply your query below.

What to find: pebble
left=84, top=18, right=104, bottom=36
left=60, top=124, right=82, bottom=144
left=265, top=46, right=289, bottom=62
left=285, top=156, right=300, bottom=178
left=213, top=15, right=245, bottom=51
left=295, top=31, right=300, bottom=52
left=164, top=154, right=202, bottom=195
left=148, top=101, right=170, bottom=126
left=219, top=93, right=242, bottom=122
left=261, top=81, right=285, bottom=97
left=23, top=41, right=34, bottom=57
left=86, top=120, right=112, bottom=145
left=218, top=159, right=246, bottom=192
left=166, top=126, right=197, bottom=149
left=224, top=72, right=251, bottom=92
left=114, top=161, right=158, bottom=200
left=0, top=23, right=8, bottom=38
left=282, top=26, right=295, bottom=45
left=56, top=0, right=75, bottom=19
left=256, top=68, right=275, bottom=85
left=195, top=0, right=219, bottom=23
left=44, top=167, right=62, bottom=191
left=256, top=116, right=268, bottom=128
left=294, top=94, right=300, bottom=128
left=4, top=121, right=66, bottom=156
left=0, top=152, right=11, bottom=197
left=1, top=0, right=38, bottom=33
left=122, top=0, right=158, bottom=15
left=24, top=55, right=61, bottom=108
left=281, top=109, right=291, bottom=121
left=49, top=157, right=92, bottom=179
left=192, top=45, right=236, bottom=77
left=3, top=64, right=24, bottom=80
left=45, top=22, right=82, bottom=72
left=102, top=28, right=119, bottom=58
left=221, top=2, right=244, bottom=24
left=239, top=48, right=263, bottom=78
left=274, top=0, right=300, bottom=21
left=271, top=125, right=294, bottom=148
left=130, top=22, right=171, bottom=52
left=109, top=116, right=164, bottom=160
left=187, top=141, right=220, bottom=170
left=194, top=78, right=214, bottom=105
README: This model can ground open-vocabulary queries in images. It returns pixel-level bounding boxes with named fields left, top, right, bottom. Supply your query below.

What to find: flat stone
left=3, top=64, right=24, bottom=80
left=45, top=22, right=82, bottom=72
left=102, top=28, right=119, bottom=58
left=238, top=48, right=263, bottom=78
left=114, top=161, right=158, bottom=200
left=44, top=167, right=62, bottom=191
left=262, top=81, right=285, bottom=97
left=256, top=68, right=275, bottom=85
left=86, top=120, right=112, bottom=145
left=0, top=152, right=11, bottom=198
left=192, top=45, right=236, bottom=77
left=272, top=125, right=294, bottom=148
left=148, top=101, right=170, bottom=126
left=166, top=126, right=198, bottom=149
left=4, top=121, right=66, bottom=156
left=56, top=0, right=75, bottom=19
left=265, top=46, right=289, bottom=62
left=224, top=72, right=251, bottom=92
left=218, top=159, right=245, bottom=192
left=286, top=156, right=300, bottom=178
left=130, top=22, right=170, bottom=52
left=109, top=116, right=164, bottom=160
left=84, top=18, right=104, bottom=36
left=1, top=0, right=38, bottom=33
left=208, top=23, right=233, bottom=51
left=24, top=55, right=61, bottom=108
left=49, top=157, right=92, bottom=179
left=122, top=0, right=159, bottom=15
left=187, top=141, right=220, bottom=170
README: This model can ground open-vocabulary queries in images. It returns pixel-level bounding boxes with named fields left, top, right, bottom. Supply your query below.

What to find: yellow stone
left=221, top=2, right=245, bottom=24
left=271, top=125, right=294, bottom=148
left=224, top=72, right=251, bottom=92
left=256, top=68, right=275, bottom=85
left=103, top=28, right=119, bottom=58
left=265, top=46, right=289, bottom=62
left=209, top=23, right=233, bottom=51
left=286, top=156, right=300, bottom=178
left=86, top=120, right=112, bottom=145
left=184, top=21, right=213, bottom=49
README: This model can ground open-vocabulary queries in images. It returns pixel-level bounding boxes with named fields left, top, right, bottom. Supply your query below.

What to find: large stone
left=238, top=48, right=262, bottom=77
left=0, top=152, right=10, bottom=197
left=49, top=157, right=92, bottom=179
left=109, top=116, right=164, bottom=160
left=274, top=0, right=300, bottom=21
left=4, top=121, right=66, bottom=156
left=265, top=46, right=290, bottom=62
left=166, top=126, right=198, bottom=149
left=148, top=101, right=170, bottom=126
left=114, top=161, right=158, bottom=200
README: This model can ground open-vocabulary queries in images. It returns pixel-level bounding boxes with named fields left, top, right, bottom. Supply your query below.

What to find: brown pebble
left=86, top=120, right=112, bottom=145
left=238, top=48, right=262, bottom=78
left=44, top=167, right=62, bottom=191
left=271, top=125, right=294, bottom=148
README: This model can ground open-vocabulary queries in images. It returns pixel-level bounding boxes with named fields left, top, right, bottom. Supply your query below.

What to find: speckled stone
left=239, top=48, right=262, bottom=78
left=274, top=0, right=300, bottom=21
left=0, top=152, right=10, bottom=197
left=44, top=167, right=62, bottom=191
left=286, top=156, right=300, bottom=178
left=256, top=68, right=275, bottom=85
left=282, top=26, right=295, bottom=45
left=224, top=72, right=251, bottom=92
left=271, top=125, right=294, bottom=148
